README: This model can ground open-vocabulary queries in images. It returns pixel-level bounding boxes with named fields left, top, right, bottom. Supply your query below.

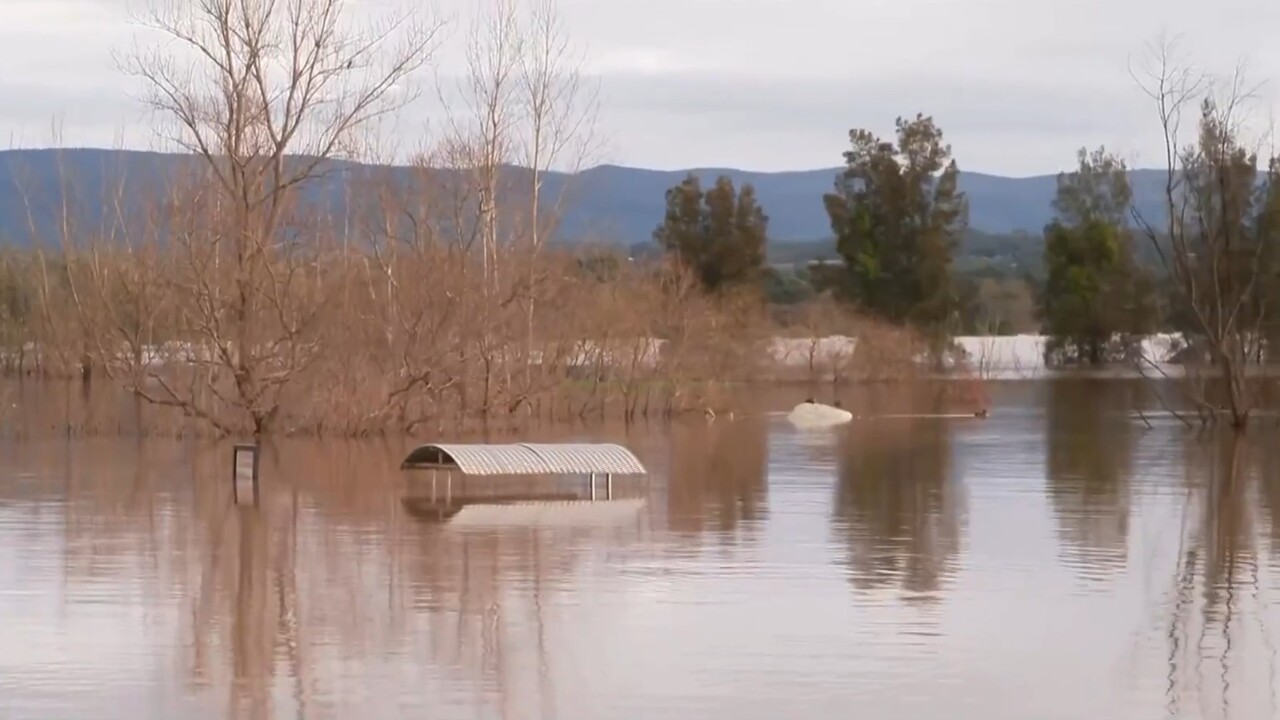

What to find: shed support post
left=607, top=473, right=613, bottom=500
left=589, top=472, right=596, bottom=501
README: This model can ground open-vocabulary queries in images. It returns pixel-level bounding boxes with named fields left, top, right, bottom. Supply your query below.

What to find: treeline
left=652, top=116, right=969, bottom=342
left=1, top=0, right=1276, bottom=431
left=646, top=100, right=1280, bottom=387
left=645, top=115, right=1054, bottom=338
left=759, top=229, right=1040, bottom=276
left=0, top=0, right=954, bottom=438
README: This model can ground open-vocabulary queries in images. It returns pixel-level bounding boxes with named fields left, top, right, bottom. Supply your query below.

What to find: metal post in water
left=232, top=444, right=260, bottom=506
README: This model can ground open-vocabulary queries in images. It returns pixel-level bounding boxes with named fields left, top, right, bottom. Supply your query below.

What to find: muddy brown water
left=1, top=380, right=1279, bottom=719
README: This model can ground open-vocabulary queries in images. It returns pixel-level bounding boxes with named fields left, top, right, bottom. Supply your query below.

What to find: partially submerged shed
left=400, top=442, right=646, bottom=476
left=399, top=442, right=648, bottom=513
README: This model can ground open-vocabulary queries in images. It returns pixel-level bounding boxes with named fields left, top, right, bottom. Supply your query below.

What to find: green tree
left=822, top=114, right=967, bottom=332
left=1040, top=147, right=1156, bottom=365
left=762, top=267, right=814, bottom=305
left=653, top=174, right=768, bottom=292
left=1252, top=158, right=1280, bottom=358
left=1172, top=103, right=1280, bottom=369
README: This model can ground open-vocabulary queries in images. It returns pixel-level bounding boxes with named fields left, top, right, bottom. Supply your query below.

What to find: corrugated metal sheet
left=520, top=443, right=647, bottom=475
left=401, top=442, right=647, bottom=475
left=428, top=444, right=547, bottom=475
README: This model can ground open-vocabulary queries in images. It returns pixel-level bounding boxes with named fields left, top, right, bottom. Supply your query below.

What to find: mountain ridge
left=0, top=148, right=1174, bottom=247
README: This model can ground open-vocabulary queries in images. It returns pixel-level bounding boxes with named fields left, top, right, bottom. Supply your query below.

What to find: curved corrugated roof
left=400, top=442, right=647, bottom=475
left=521, top=443, right=647, bottom=475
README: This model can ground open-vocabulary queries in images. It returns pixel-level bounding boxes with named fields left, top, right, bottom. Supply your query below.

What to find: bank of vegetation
left=0, top=0, right=959, bottom=438
left=0, top=3, right=1275, bottom=432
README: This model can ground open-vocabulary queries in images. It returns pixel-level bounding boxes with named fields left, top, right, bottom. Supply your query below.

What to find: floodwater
left=2, top=380, right=1280, bottom=719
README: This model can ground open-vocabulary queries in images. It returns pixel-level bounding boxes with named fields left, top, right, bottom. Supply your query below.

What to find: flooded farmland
left=1, top=380, right=1278, bottom=720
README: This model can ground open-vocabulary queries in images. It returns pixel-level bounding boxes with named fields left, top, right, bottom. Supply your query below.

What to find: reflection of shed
left=399, top=443, right=648, bottom=524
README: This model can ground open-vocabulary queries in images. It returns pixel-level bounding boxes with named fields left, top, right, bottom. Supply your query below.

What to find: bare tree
left=78, top=0, right=444, bottom=436
left=777, top=292, right=855, bottom=390
left=427, top=0, right=598, bottom=416
left=1131, top=35, right=1280, bottom=429
left=513, top=0, right=600, bottom=399
left=516, top=0, right=598, bottom=251
left=441, top=0, right=521, bottom=293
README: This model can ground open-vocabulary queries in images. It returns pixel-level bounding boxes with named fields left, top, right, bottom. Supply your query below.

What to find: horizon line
left=0, top=145, right=1166, bottom=180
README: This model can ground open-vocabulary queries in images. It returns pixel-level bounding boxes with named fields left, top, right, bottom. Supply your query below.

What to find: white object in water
left=787, top=402, right=853, bottom=428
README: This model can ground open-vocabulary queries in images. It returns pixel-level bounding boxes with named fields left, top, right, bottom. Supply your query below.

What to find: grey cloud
left=589, top=72, right=1157, bottom=174
left=5, top=0, right=1280, bottom=174
left=0, top=81, right=145, bottom=142
left=599, top=74, right=1146, bottom=135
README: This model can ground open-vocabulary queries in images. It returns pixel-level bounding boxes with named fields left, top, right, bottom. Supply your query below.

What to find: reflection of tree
left=1044, top=380, right=1137, bottom=579
left=1193, top=438, right=1254, bottom=620
left=831, top=417, right=964, bottom=600
left=839, top=381, right=953, bottom=418
left=41, top=436, right=637, bottom=719
left=59, top=438, right=186, bottom=592
left=53, top=439, right=417, bottom=719
left=665, top=416, right=768, bottom=538
left=1162, top=435, right=1264, bottom=719
left=0, top=378, right=181, bottom=439
left=394, top=527, right=593, bottom=720
left=48, top=439, right=283, bottom=718
left=1253, top=436, right=1280, bottom=558
left=184, top=442, right=305, bottom=720
left=228, top=509, right=272, bottom=720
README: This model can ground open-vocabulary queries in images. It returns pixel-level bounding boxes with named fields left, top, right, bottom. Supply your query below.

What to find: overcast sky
left=4, top=0, right=1280, bottom=175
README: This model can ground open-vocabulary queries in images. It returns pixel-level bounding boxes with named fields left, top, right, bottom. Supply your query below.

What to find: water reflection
left=0, top=379, right=160, bottom=439
left=1159, top=434, right=1274, bottom=720
left=13, top=385, right=1280, bottom=718
left=831, top=415, right=965, bottom=600
left=664, top=416, right=768, bottom=539
left=179, top=442, right=643, bottom=719
left=1044, top=380, right=1138, bottom=579
left=1253, top=436, right=1280, bottom=558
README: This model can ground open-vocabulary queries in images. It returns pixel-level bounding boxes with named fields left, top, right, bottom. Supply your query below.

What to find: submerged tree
left=1041, top=147, right=1156, bottom=365
left=1132, top=37, right=1280, bottom=427
left=822, top=114, right=968, bottom=334
left=66, top=0, right=446, bottom=436
left=653, top=174, right=768, bottom=293
left=0, top=251, right=34, bottom=374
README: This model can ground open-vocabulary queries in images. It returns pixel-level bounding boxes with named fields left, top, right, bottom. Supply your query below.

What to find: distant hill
left=0, top=148, right=1174, bottom=249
